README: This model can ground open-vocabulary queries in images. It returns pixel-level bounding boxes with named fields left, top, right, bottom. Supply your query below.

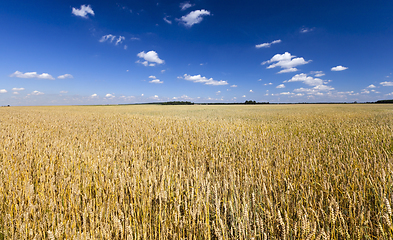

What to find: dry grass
left=0, top=104, right=392, bottom=239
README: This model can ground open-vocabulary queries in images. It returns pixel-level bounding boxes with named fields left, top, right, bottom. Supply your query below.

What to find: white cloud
left=249, top=89, right=253, bottom=92
left=230, top=85, right=237, bottom=87
left=149, top=75, right=156, bottom=79
left=380, top=81, right=393, bottom=87
left=216, top=91, right=221, bottom=95
left=12, top=88, right=24, bottom=91
left=115, top=36, right=125, bottom=45
left=10, top=71, right=55, bottom=80
left=180, top=2, right=194, bottom=11
left=60, top=91, right=68, bottom=94
left=131, top=37, right=140, bottom=41
left=280, top=92, right=292, bottom=95
left=161, top=70, right=166, bottom=73
left=99, top=34, right=115, bottom=43
left=300, top=27, right=314, bottom=33
left=164, top=17, right=172, bottom=24
left=310, top=71, right=325, bottom=77
left=276, top=84, right=285, bottom=88
left=149, top=79, right=164, bottom=84
left=242, top=95, right=246, bottom=97
left=331, top=65, right=348, bottom=71
left=154, top=95, right=159, bottom=98
left=367, top=84, right=376, bottom=88
left=255, top=39, right=281, bottom=48
left=264, top=82, right=273, bottom=86
left=178, top=10, right=211, bottom=27
left=285, top=73, right=328, bottom=86
left=105, top=93, right=115, bottom=98
left=277, top=68, right=298, bottom=74
left=124, top=45, right=128, bottom=50
left=72, top=5, right=94, bottom=18
left=137, top=51, right=165, bottom=66
left=91, top=94, right=98, bottom=97
left=31, top=91, right=44, bottom=95
left=294, top=85, right=334, bottom=94
left=136, top=60, right=149, bottom=66
left=13, top=92, right=19, bottom=95
left=100, top=35, right=125, bottom=46
left=0, top=89, right=7, bottom=93
left=58, top=74, right=73, bottom=79
left=262, top=52, right=311, bottom=73
left=181, top=74, right=228, bottom=85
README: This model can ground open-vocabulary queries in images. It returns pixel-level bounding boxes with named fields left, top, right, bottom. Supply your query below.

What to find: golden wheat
left=0, top=104, right=392, bottom=239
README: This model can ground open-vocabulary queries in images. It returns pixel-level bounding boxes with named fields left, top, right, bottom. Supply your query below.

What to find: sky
left=1, top=0, right=393, bottom=105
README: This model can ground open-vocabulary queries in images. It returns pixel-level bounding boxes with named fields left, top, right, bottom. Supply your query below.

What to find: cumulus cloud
left=12, top=88, right=24, bottom=91
left=255, top=39, right=281, bottom=48
left=149, top=75, right=156, bottom=79
left=242, top=95, right=246, bottom=97
left=294, top=85, right=334, bottom=94
left=58, top=74, right=73, bottom=79
left=60, top=91, right=68, bottom=94
left=276, top=84, right=285, bottom=88
left=180, top=2, right=194, bottom=10
left=380, top=81, right=393, bottom=87
left=264, top=82, right=273, bottom=86
left=31, top=91, right=44, bottom=95
left=181, top=74, right=228, bottom=85
left=230, top=85, right=237, bottom=87
left=278, top=68, right=298, bottom=74
left=149, top=79, right=164, bottom=84
left=105, top=93, right=114, bottom=98
left=137, top=51, right=165, bottom=66
left=216, top=91, right=221, bottom=95
left=367, top=84, right=376, bottom=88
left=10, top=71, right=55, bottom=80
left=178, top=10, right=211, bottom=27
left=262, top=52, right=311, bottom=73
left=161, top=70, right=166, bottom=73
left=72, top=5, right=94, bottom=18
left=285, top=73, right=328, bottom=86
left=13, top=92, right=19, bottom=95
left=310, top=71, right=325, bottom=77
left=0, top=89, right=7, bottom=93
left=249, top=89, right=253, bottom=92
left=331, top=65, right=348, bottom=71
left=91, top=94, right=98, bottom=97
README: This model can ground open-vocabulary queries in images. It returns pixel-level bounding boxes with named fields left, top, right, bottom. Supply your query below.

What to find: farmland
left=0, top=104, right=392, bottom=239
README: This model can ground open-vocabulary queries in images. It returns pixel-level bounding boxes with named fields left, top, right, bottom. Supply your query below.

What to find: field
left=0, top=104, right=392, bottom=239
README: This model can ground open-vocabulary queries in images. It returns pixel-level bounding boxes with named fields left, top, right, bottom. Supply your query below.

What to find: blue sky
left=1, top=0, right=393, bottom=105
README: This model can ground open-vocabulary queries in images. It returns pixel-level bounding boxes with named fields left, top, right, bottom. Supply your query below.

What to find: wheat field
left=0, top=104, right=392, bottom=239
